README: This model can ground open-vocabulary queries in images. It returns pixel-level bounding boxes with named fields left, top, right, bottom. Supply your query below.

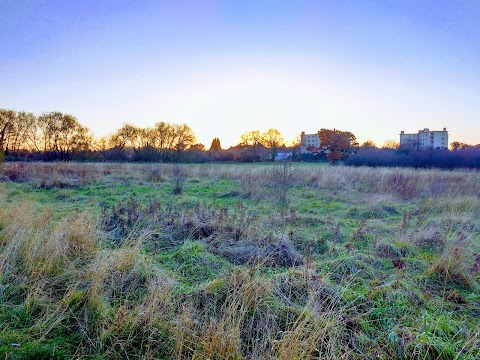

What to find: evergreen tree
left=210, top=137, right=222, bottom=151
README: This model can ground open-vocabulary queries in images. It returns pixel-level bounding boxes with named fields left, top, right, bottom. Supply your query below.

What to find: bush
left=345, top=148, right=480, bottom=169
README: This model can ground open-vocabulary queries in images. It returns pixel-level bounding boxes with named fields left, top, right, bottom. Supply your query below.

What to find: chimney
left=400, top=131, right=404, bottom=134
left=443, top=127, right=446, bottom=131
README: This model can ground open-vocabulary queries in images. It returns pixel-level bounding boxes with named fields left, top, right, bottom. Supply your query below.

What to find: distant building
left=300, top=131, right=321, bottom=154
left=400, top=128, right=448, bottom=150
left=275, top=151, right=292, bottom=161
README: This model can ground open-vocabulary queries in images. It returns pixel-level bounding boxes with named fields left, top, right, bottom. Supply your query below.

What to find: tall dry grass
left=1, top=162, right=479, bottom=358
left=0, top=202, right=353, bottom=359
left=1, top=162, right=479, bottom=199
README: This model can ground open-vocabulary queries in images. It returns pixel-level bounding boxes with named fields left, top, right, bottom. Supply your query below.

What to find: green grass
left=158, top=242, right=231, bottom=288
left=0, top=162, right=479, bottom=359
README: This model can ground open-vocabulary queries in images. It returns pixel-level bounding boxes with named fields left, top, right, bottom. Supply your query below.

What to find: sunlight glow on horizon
left=73, top=55, right=479, bottom=148
left=1, top=1, right=479, bottom=148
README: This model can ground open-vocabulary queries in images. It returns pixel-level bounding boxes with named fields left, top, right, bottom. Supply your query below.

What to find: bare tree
left=172, top=123, right=196, bottom=160
left=38, top=112, right=91, bottom=158
left=152, top=122, right=176, bottom=159
left=110, top=123, right=142, bottom=152
left=261, top=128, right=285, bottom=161
left=92, top=136, right=110, bottom=158
left=239, top=130, right=262, bottom=147
left=4, top=111, right=37, bottom=156
left=360, top=140, right=377, bottom=149
left=238, top=130, right=264, bottom=161
left=0, top=109, right=15, bottom=154
left=382, top=140, right=400, bottom=149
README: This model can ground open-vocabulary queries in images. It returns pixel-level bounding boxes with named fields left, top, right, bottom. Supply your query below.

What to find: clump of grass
left=172, top=267, right=273, bottom=358
left=173, top=266, right=350, bottom=359
left=265, top=161, right=294, bottom=203
left=0, top=203, right=179, bottom=359
left=0, top=162, right=86, bottom=188
left=240, top=171, right=264, bottom=199
left=159, top=242, right=230, bottom=285
left=1, top=162, right=28, bottom=182
left=239, top=162, right=295, bottom=203
left=0, top=205, right=100, bottom=281
left=352, top=218, right=368, bottom=241
left=101, top=198, right=264, bottom=252
left=375, top=240, right=411, bottom=259
left=172, top=163, right=186, bottom=195
left=211, top=235, right=304, bottom=267
left=145, top=163, right=167, bottom=183
left=423, top=196, right=480, bottom=215
left=102, top=196, right=143, bottom=242
left=411, top=228, right=445, bottom=252
left=429, top=231, right=476, bottom=288
left=80, top=250, right=176, bottom=358
left=381, top=171, right=420, bottom=199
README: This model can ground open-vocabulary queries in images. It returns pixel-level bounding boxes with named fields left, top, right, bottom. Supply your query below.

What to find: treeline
left=346, top=148, right=480, bottom=169
left=2, top=108, right=479, bottom=168
left=104, top=126, right=292, bottom=163
left=0, top=109, right=209, bottom=162
left=0, top=109, right=295, bottom=162
left=0, top=110, right=91, bottom=161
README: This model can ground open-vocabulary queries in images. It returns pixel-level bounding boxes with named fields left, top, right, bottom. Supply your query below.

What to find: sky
left=1, top=0, right=479, bottom=148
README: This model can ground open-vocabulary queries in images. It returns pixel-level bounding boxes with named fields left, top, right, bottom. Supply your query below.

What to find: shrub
left=346, top=148, right=480, bottom=169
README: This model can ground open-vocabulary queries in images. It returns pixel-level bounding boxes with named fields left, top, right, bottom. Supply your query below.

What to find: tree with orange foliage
left=318, top=128, right=357, bottom=163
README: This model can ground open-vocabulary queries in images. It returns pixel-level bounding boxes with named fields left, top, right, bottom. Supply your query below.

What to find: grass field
left=0, top=162, right=479, bottom=359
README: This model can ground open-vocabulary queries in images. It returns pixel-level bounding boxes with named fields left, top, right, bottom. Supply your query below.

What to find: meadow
left=0, top=162, right=479, bottom=359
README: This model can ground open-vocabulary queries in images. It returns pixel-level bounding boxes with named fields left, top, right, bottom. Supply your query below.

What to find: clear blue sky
left=1, top=0, right=479, bottom=147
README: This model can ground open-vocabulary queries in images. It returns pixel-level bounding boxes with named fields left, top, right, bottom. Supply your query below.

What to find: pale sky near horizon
left=1, top=0, right=479, bottom=148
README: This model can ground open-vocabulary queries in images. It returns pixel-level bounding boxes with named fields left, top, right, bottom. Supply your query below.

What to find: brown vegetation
left=0, top=162, right=479, bottom=359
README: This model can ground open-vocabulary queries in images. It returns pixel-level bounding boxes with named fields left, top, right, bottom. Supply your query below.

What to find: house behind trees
left=400, top=128, right=448, bottom=150
left=300, top=131, right=321, bottom=153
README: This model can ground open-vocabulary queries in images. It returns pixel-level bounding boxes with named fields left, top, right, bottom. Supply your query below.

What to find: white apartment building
left=300, top=131, right=321, bottom=153
left=400, top=128, right=448, bottom=150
